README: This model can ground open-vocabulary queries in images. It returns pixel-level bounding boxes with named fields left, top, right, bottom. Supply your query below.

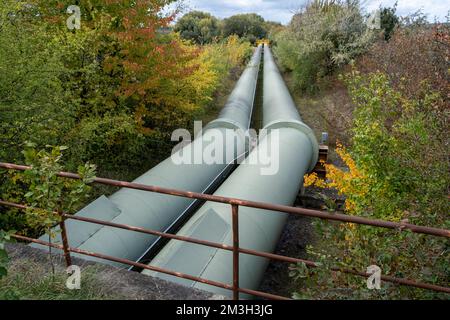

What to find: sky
left=179, top=0, right=450, bottom=24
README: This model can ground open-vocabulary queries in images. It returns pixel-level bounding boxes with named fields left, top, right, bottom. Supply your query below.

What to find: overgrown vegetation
left=301, top=74, right=449, bottom=299
left=273, top=1, right=449, bottom=300
left=273, top=0, right=375, bottom=92
left=0, top=261, right=121, bottom=300
left=0, top=0, right=252, bottom=237
left=0, top=0, right=448, bottom=301
left=357, top=14, right=449, bottom=98
left=0, top=143, right=97, bottom=278
left=379, top=2, right=399, bottom=41
left=0, top=230, right=15, bottom=279
left=221, top=13, right=268, bottom=44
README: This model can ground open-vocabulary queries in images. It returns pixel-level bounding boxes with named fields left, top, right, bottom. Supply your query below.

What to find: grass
left=0, top=259, right=123, bottom=300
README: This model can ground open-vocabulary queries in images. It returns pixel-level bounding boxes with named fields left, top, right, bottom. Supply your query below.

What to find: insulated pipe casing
left=31, top=46, right=263, bottom=266
left=143, top=46, right=319, bottom=298
left=262, top=45, right=318, bottom=171
left=207, top=45, right=262, bottom=132
left=143, top=127, right=313, bottom=297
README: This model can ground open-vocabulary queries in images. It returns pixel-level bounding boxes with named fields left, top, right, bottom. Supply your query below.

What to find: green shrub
left=2, top=144, right=96, bottom=238
left=0, top=1, right=253, bottom=239
left=66, top=114, right=147, bottom=170
left=0, top=263, right=121, bottom=300
left=0, top=230, right=15, bottom=279
left=273, top=0, right=375, bottom=92
left=379, top=3, right=399, bottom=41
left=222, top=14, right=267, bottom=44
left=295, top=71, right=449, bottom=299
left=357, top=15, right=449, bottom=100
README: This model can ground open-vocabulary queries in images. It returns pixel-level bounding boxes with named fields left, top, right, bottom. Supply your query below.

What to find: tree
left=175, top=11, right=220, bottom=44
left=0, top=230, right=15, bottom=279
left=0, top=0, right=209, bottom=162
left=380, top=3, right=399, bottom=41
left=273, top=0, right=375, bottom=92
left=0, top=0, right=252, bottom=240
left=222, top=14, right=267, bottom=43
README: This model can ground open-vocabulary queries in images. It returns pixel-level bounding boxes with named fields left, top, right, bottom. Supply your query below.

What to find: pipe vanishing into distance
left=32, top=45, right=263, bottom=265
left=262, top=45, right=319, bottom=171
left=208, top=45, right=262, bottom=132
left=142, top=46, right=319, bottom=298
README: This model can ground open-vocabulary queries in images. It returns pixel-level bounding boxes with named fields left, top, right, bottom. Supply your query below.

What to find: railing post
left=231, top=204, right=240, bottom=300
left=59, top=213, right=72, bottom=267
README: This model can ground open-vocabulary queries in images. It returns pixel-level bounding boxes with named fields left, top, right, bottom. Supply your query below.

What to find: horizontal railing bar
left=10, top=234, right=289, bottom=300
left=238, top=287, right=291, bottom=300
left=2, top=199, right=449, bottom=294
left=339, top=269, right=450, bottom=293
left=1, top=162, right=448, bottom=238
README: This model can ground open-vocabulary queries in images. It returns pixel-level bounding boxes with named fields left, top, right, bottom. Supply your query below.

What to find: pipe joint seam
left=205, top=119, right=249, bottom=134
left=263, top=119, right=319, bottom=172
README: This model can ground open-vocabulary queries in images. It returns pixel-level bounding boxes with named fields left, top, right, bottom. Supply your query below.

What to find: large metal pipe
left=32, top=46, right=263, bottom=266
left=262, top=46, right=318, bottom=170
left=142, top=46, right=318, bottom=298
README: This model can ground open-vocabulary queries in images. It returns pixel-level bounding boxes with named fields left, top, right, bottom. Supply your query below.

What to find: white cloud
left=181, top=0, right=449, bottom=24
left=363, top=0, right=449, bottom=22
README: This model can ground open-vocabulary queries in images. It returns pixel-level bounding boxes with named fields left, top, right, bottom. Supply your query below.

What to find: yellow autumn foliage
left=304, top=143, right=369, bottom=215
left=170, top=35, right=252, bottom=115
left=132, top=34, right=252, bottom=135
left=201, top=35, right=252, bottom=79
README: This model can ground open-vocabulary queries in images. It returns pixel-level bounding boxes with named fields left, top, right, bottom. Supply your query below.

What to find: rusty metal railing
left=1, top=162, right=449, bottom=299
